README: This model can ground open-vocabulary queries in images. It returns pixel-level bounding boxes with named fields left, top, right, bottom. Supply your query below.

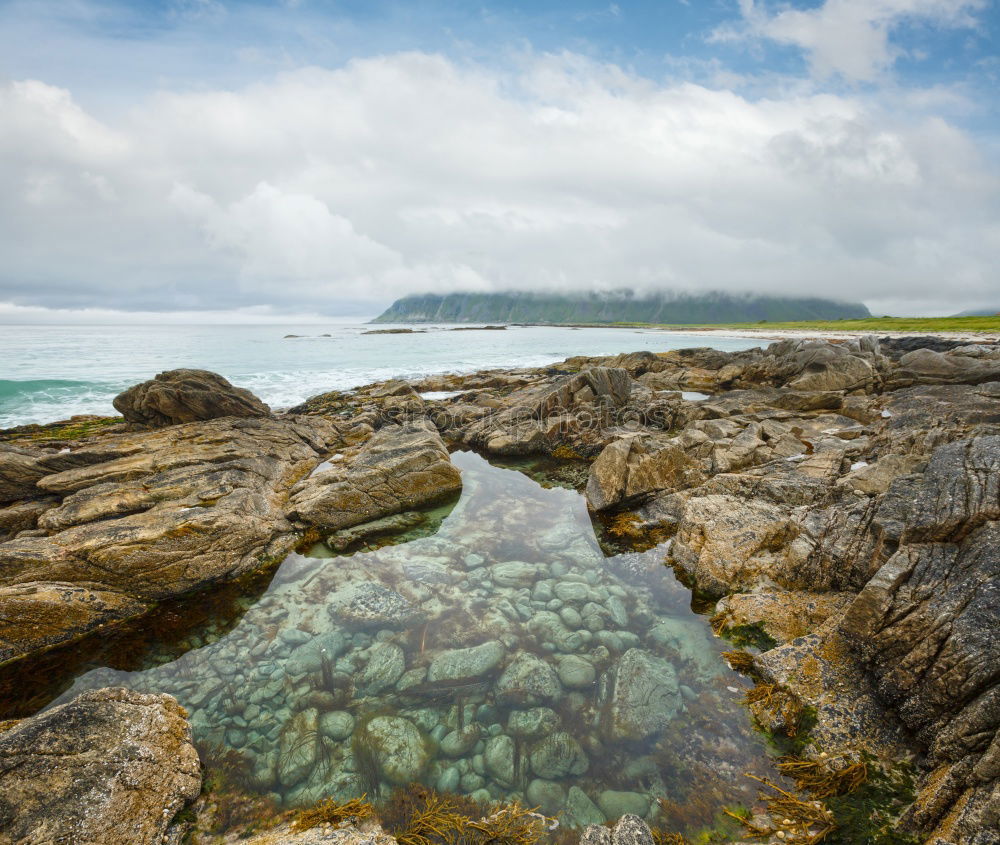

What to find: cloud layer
left=715, top=0, right=988, bottom=82
left=1, top=49, right=998, bottom=317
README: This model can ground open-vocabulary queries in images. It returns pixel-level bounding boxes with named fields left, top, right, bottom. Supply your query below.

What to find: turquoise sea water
left=0, top=323, right=759, bottom=428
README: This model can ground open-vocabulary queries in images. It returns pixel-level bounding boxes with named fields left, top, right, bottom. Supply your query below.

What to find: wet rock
left=484, top=734, right=517, bottom=786
left=318, top=710, right=355, bottom=741
left=359, top=642, right=406, bottom=694
left=611, top=813, right=654, bottom=845
left=670, top=493, right=812, bottom=596
left=0, top=582, right=147, bottom=666
left=0, top=687, right=200, bottom=845
left=527, top=778, right=567, bottom=815
left=754, top=632, right=909, bottom=755
left=837, top=453, right=924, bottom=495
left=713, top=590, right=854, bottom=645
left=565, top=785, right=607, bottom=828
left=289, top=420, right=461, bottom=531
left=495, top=653, right=562, bottom=706
left=0, top=444, right=51, bottom=504
left=286, top=630, right=349, bottom=674
left=113, top=368, right=270, bottom=426
left=0, top=498, right=53, bottom=540
left=580, top=825, right=613, bottom=845
left=428, top=641, right=506, bottom=683
left=834, top=437, right=1000, bottom=841
left=236, top=819, right=398, bottom=845
left=586, top=434, right=705, bottom=511
left=507, top=707, right=560, bottom=737
left=363, top=715, right=429, bottom=785
left=606, top=649, right=679, bottom=741
left=328, top=582, right=423, bottom=631
left=278, top=708, right=320, bottom=787
left=440, top=726, right=481, bottom=757
left=557, top=654, right=597, bottom=689
left=598, top=792, right=651, bottom=821
left=529, top=731, right=589, bottom=779
left=490, top=561, right=547, bottom=586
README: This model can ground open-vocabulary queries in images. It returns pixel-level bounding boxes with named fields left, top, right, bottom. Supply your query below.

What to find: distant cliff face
left=372, top=291, right=871, bottom=324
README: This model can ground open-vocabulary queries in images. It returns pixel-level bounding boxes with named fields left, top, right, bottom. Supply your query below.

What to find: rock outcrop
left=0, top=687, right=200, bottom=845
left=837, top=436, right=1000, bottom=843
left=0, top=412, right=339, bottom=665
left=113, top=368, right=271, bottom=426
left=3, top=338, right=1000, bottom=844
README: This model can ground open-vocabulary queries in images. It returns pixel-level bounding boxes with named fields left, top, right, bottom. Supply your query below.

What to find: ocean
left=0, top=322, right=760, bottom=429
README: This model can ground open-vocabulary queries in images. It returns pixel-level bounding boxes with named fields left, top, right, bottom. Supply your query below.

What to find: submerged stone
left=527, top=778, right=567, bottom=815
left=318, top=711, right=355, bottom=741
left=495, top=653, right=562, bottom=706
left=277, top=708, right=319, bottom=788
left=358, top=642, right=405, bottom=694
left=427, top=640, right=506, bottom=683
left=611, top=813, right=655, bottom=845
left=484, top=734, right=517, bottom=786
left=606, top=649, right=679, bottom=741
left=598, top=791, right=650, bottom=820
left=328, top=582, right=423, bottom=631
left=507, top=707, right=560, bottom=737
left=529, top=731, right=589, bottom=779
left=437, top=766, right=461, bottom=793
left=490, top=561, right=547, bottom=587
left=363, top=715, right=429, bottom=785
left=440, top=726, right=480, bottom=757
left=557, top=654, right=596, bottom=689
left=565, top=786, right=606, bottom=828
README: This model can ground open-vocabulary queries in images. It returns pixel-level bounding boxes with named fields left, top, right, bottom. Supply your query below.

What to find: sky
left=0, top=0, right=998, bottom=321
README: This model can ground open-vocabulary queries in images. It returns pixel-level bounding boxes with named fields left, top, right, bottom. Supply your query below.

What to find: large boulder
left=0, top=687, right=200, bottom=845
left=729, top=337, right=884, bottom=393
left=887, top=348, right=1000, bottom=389
left=113, top=368, right=270, bottom=426
left=289, top=420, right=461, bottom=531
left=669, top=493, right=813, bottom=596
left=586, top=434, right=705, bottom=510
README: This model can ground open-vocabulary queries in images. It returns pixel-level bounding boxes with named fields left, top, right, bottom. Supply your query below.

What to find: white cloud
left=714, top=0, right=987, bottom=82
left=0, top=51, right=997, bottom=317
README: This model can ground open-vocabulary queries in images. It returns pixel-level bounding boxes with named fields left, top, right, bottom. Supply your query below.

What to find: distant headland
left=372, top=290, right=871, bottom=325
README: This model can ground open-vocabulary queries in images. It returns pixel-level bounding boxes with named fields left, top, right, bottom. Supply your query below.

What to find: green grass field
left=612, top=315, right=1000, bottom=333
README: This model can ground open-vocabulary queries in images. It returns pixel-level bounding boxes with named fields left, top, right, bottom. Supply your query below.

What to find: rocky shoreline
left=0, top=339, right=998, bottom=844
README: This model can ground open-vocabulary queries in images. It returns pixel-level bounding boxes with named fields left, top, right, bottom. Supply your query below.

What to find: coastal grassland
left=608, top=315, right=1000, bottom=333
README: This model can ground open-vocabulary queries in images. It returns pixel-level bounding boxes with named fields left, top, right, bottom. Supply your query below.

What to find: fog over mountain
left=0, top=0, right=997, bottom=321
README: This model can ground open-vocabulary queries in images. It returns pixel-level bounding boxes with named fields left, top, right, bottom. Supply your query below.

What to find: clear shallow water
left=0, top=323, right=759, bottom=428
left=51, top=452, right=773, bottom=834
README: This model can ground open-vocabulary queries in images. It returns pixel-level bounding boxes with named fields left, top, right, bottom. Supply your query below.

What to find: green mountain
left=372, top=291, right=871, bottom=325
